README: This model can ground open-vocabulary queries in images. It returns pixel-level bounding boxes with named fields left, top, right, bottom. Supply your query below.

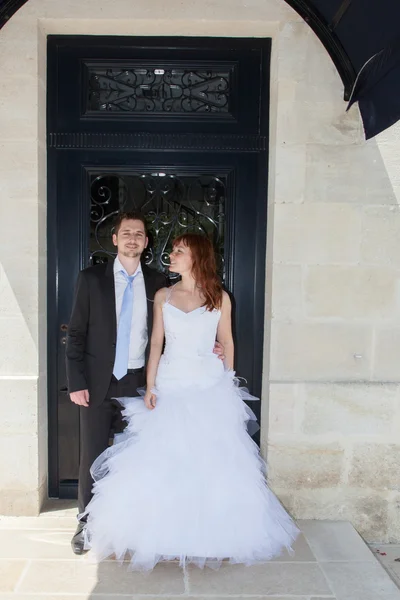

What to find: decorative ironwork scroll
left=87, top=67, right=231, bottom=114
left=89, top=173, right=226, bottom=280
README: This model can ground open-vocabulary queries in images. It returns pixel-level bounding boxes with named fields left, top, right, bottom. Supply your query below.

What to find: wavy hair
left=173, top=233, right=223, bottom=311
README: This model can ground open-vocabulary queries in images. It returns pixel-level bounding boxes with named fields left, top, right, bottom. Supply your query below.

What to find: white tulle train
left=84, top=369, right=299, bottom=571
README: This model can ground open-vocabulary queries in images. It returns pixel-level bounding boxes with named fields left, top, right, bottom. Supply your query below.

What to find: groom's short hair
left=113, top=211, right=148, bottom=236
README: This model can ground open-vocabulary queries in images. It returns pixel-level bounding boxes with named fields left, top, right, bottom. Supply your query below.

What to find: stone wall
left=0, top=0, right=399, bottom=541
left=263, top=22, right=400, bottom=542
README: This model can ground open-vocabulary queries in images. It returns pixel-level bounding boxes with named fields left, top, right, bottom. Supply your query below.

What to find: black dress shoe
left=71, top=521, right=88, bottom=555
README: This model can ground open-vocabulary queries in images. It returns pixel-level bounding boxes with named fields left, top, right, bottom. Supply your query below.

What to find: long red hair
left=173, top=233, right=223, bottom=311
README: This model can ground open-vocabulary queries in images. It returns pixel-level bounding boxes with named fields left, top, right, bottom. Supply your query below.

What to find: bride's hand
left=144, top=389, right=157, bottom=410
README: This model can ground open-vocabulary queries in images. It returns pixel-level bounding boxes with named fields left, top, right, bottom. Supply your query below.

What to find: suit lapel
left=102, top=258, right=117, bottom=340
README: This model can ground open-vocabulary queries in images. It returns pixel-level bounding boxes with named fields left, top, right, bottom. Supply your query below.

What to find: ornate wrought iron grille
left=89, top=173, right=226, bottom=279
left=87, top=66, right=231, bottom=114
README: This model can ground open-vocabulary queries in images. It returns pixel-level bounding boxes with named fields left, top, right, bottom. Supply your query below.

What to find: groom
left=67, top=211, right=224, bottom=554
left=66, top=211, right=166, bottom=554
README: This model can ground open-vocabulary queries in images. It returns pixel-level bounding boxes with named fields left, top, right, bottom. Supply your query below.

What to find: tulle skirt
left=84, top=369, right=299, bottom=571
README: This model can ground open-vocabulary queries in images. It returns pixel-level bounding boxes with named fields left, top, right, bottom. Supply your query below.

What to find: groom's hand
left=213, top=341, right=225, bottom=361
left=70, top=389, right=89, bottom=407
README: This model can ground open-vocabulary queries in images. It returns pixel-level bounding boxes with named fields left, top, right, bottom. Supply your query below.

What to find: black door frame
left=47, top=35, right=271, bottom=498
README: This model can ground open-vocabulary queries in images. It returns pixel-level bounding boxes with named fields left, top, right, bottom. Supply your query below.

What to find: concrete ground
left=0, top=501, right=399, bottom=600
left=370, top=543, right=400, bottom=590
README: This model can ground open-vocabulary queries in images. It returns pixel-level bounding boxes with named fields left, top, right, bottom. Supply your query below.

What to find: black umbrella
left=282, top=0, right=400, bottom=138
left=347, top=35, right=400, bottom=139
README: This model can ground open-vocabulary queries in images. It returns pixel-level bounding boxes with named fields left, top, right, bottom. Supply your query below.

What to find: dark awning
left=1, top=0, right=399, bottom=138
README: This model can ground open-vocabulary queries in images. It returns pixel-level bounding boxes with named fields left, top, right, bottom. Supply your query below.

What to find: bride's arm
left=144, top=288, right=166, bottom=409
left=216, top=291, right=234, bottom=371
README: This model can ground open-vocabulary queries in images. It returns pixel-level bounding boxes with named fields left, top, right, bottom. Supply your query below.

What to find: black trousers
left=78, top=371, right=145, bottom=516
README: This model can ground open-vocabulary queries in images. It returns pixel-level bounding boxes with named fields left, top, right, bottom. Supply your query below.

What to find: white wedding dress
left=84, top=291, right=299, bottom=571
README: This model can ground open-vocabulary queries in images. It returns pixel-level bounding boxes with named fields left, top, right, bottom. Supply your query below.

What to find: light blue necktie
left=113, top=272, right=136, bottom=380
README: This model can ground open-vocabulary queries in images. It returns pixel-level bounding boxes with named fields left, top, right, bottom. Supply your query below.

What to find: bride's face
left=169, top=242, right=193, bottom=274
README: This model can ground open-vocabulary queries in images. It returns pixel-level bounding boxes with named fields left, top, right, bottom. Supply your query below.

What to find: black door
left=47, top=36, right=270, bottom=498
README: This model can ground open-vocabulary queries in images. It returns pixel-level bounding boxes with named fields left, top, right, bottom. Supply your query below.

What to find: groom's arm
left=66, top=271, right=90, bottom=395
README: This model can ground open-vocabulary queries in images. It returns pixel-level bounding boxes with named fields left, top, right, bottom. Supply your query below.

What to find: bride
left=84, top=233, right=299, bottom=571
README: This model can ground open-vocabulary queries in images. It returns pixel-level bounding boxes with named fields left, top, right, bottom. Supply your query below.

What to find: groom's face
left=112, top=219, right=148, bottom=259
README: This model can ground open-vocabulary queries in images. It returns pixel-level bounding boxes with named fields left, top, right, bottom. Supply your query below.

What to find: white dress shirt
left=113, top=256, right=148, bottom=369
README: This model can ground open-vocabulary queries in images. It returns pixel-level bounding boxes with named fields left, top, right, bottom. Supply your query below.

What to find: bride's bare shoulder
left=154, top=287, right=169, bottom=304
left=221, top=290, right=231, bottom=306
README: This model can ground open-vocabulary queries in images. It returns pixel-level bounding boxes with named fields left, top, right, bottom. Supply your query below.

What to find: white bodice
left=156, top=298, right=223, bottom=389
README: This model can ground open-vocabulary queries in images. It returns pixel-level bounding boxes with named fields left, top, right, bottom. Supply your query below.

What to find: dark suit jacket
left=65, top=259, right=166, bottom=406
